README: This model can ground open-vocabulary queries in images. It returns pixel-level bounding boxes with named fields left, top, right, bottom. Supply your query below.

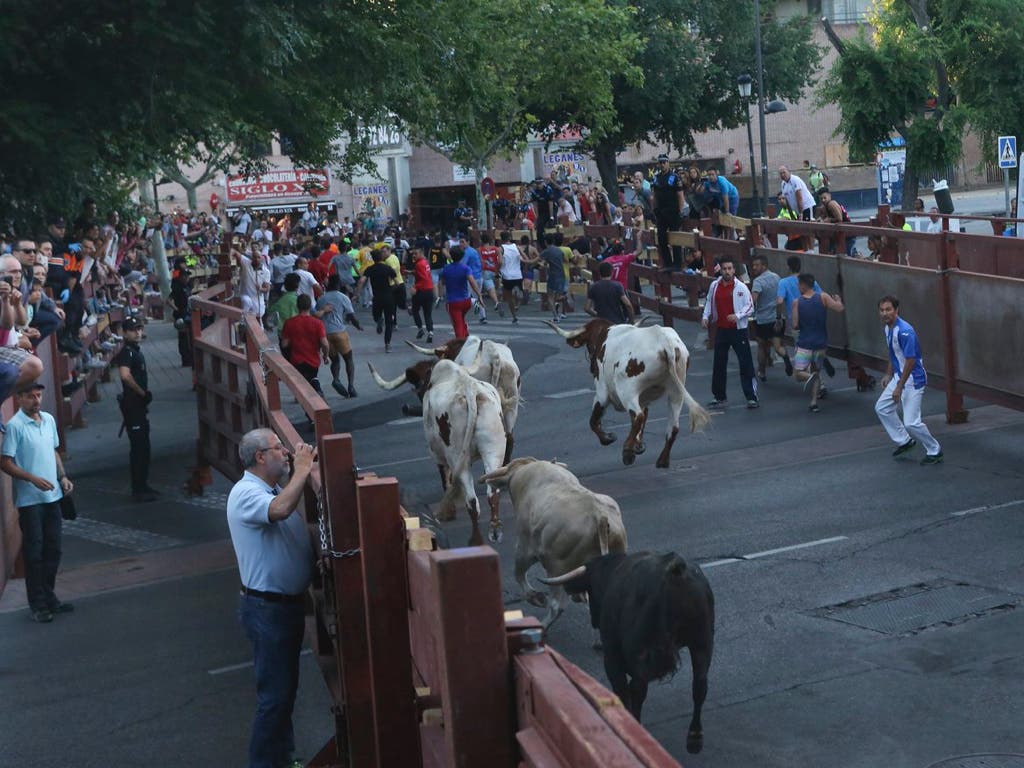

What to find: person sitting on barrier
left=228, top=429, right=315, bottom=768
left=816, top=190, right=855, bottom=257
left=281, top=293, right=328, bottom=396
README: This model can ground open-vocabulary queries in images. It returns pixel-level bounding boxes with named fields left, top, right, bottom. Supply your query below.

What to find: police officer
left=114, top=317, right=157, bottom=502
left=652, top=154, right=685, bottom=270
left=530, top=177, right=557, bottom=245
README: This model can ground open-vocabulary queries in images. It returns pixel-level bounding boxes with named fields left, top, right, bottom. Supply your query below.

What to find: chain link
left=316, top=491, right=361, bottom=560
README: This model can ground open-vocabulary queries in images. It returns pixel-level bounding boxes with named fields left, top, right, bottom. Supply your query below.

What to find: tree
left=0, top=0, right=394, bottom=234
left=389, top=0, right=640, bottom=228
left=580, top=0, right=820, bottom=195
left=156, top=142, right=232, bottom=212
left=819, top=0, right=1024, bottom=209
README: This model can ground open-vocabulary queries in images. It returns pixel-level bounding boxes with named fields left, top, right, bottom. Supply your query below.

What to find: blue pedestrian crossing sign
left=998, top=136, right=1017, bottom=168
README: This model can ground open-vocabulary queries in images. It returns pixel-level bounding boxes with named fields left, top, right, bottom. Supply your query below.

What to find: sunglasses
left=17, top=247, right=37, bottom=254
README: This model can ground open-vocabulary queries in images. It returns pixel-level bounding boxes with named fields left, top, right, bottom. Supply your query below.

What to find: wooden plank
left=357, top=476, right=422, bottom=767
left=717, top=211, right=751, bottom=229
left=407, top=551, right=442, bottom=701
left=515, top=651, right=652, bottom=768
left=517, top=727, right=567, bottom=768
left=432, top=547, right=514, bottom=766
left=318, top=434, right=377, bottom=767
left=549, top=650, right=680, bottom=767
left=666, top=231, right=698, bottom=248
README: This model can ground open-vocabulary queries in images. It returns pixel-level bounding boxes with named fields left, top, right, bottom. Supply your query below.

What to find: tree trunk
left=594, top=140, right=620, bottom=200
left=137, top=175, right=154, bottom=209
left=474, top=164, right=486, bottom=230
left=181, top=182, right=199, bottom=212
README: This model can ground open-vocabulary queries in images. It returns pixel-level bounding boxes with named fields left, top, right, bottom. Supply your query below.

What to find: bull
left=406, top=336, right=521, bottom=464
left=394, top=359, right=507, bottom=544
left=479, top=457, right=627, bottom=629
left=541, top=552, right=714, bottom=754
left=545, top=318, right=710, bottom=467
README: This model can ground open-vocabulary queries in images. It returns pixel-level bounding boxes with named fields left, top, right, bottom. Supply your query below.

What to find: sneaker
left=332, top=380, right=350, bottom=397
left=30, top=609, right=54, bottom=623
left=784, top=356, right=794, bottom=376
left=347, top=385, right=358, bottom=398
left=551, top=316, right=560, bottom=323
left=86, top=358, right=108, bottom=371
left=822, top=358, right=836, bottom=377
left=809, top=404, right=820, bottom=413
left=558, top=313, right=567, bottom=320
left=426, top=333, right=433, bottom=343
left=892, top=438, right=917, bottom=457
left=746, top=399, right=760, bottom=409
left=707, top=399, right=727, bottom=408
left=385, top=344, right=391, bottom=353
left=48, top=601, right=75, bottom=614
left=511, top=317, right=519, bottom=325
left=416, top=328, right=425, bottom=339
left=920, top=452, right=944, bottom=465
left=480, top=317, right=488, bottom=324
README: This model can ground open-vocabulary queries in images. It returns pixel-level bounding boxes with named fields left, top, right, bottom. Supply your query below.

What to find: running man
left=314, top=274, right=362, bottom=398
left=790, top=273, right=844, bottom=412
left=875, top=295, right=943, bottom=464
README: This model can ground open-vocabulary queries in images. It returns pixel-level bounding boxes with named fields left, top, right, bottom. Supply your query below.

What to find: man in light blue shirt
left=227, top=428, right=315, bottom=768
left=1, top=382, right=74, bottom=623
left=315, top=274, right=362, bottom=398
left=704, top=169, right=739, bottom=215
left=460, top=235, right=487, bottom=324
left=875, top=296, right=942, bottom=464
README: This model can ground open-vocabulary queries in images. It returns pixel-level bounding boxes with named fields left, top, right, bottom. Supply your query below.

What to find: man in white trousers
left=875, top=296, right=943, bottom=465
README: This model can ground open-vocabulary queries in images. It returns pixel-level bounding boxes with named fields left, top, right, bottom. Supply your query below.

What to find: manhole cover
left=926, top=755, right=1024, bottom=768
left=812, top=580, right=1020, bottom=635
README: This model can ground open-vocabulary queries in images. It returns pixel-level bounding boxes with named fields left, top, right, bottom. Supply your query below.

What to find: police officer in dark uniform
left=114, top=317, right=157, bottom=502
left=529, top=177, right=557, bottom=244
left=652, top=154, right=685, bottom=270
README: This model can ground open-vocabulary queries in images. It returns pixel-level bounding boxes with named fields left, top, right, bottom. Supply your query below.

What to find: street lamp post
left=737, top=74, right=760, bottom=218
left=754, top=0, right=770, bottom=215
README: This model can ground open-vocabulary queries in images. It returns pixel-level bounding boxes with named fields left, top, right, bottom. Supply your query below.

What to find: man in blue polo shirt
left=227, top=428, right=315, bottom=768
left=875, top=296, right=943, bottom=464
left=1, top=382, right=74, bottom=623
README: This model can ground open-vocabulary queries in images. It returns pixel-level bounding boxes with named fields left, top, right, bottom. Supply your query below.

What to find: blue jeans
left=19, top=502, right=62, bottom=612
left=238, top=594, right=305, bottom=768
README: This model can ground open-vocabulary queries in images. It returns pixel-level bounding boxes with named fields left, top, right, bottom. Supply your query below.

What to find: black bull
left=543, top=551, right=714, bottom=754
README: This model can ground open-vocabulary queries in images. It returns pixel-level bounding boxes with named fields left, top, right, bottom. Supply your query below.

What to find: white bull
left=546, top=318, right=710, bottom=467
left=480, top=457, right=627, bottom=629
left=422, top=360, right=508, bottom=544
left=407, top=336, right=521, bottom=464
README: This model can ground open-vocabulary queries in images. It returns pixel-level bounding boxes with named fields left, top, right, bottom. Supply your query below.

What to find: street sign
left=480, top=176, right=496, bottom=198
left=998, top=136, right=1017, bottom=168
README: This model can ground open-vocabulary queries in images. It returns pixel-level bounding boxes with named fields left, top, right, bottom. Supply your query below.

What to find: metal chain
left=316, top=491, right=360, bottom=560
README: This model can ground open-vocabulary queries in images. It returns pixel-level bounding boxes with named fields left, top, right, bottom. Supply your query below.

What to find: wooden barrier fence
left=190, top=268, right=682, bottom=767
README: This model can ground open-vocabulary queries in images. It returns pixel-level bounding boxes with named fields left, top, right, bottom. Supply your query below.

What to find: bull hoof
left=655, top=456, right=670, bottom=469
left=634, top=441, right=646, bottom=455
left=488, top=524, right=504, bottom=544
left=686, top=730, right=704, bottom=754
left=622, top=449, right=636, bottom=466
left=525, top=590, right=547, bottom=608
left=598, top=433, right=617, bottom=446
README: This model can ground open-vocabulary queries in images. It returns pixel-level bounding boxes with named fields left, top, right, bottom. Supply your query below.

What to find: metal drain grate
left=926, top=755, right=1024, bottom=768
left=812, top=580, right=1020, bottom=635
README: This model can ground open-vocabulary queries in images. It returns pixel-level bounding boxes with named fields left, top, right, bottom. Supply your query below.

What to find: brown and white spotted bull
left=401, top=336, right=521, bottom=463
left=376, top=359, right=508, bottom=544
left=479, top=457, right=627, bottom=629
left=546, top=319, right=710, bottom=467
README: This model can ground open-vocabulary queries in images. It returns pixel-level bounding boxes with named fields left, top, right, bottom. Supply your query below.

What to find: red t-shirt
left=479, top=245, right=500, bottom=274
left=282, top=314, right=326, bottom=368
left=307, top=258, right=329, bottom=285
left=604, top=253, right=636, bottom=290
left=318, top=248, right=335, bottom=266
left=714, top=279, right=737, bottom=329
left=413, top=258, right=434, bottom=292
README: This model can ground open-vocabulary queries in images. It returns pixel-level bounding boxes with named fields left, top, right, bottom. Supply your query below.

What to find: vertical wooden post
left=431, top=548, right=513, bottom=767
left=936, top=233, right=968, bottom=424
left=356, top=477, right=422, bottom=767
left=319, top=434, right=377, bottom=767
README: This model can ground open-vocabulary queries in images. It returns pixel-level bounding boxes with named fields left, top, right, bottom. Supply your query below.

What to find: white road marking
left=545, top=388, right=594, bottom=399
left=208, top=648, right=312, bottom=676
left=702, top=536, right=848, bottom=569
left=385, top=417, right=421, bottom=426
left=950, top=498, right=1024, bottom=517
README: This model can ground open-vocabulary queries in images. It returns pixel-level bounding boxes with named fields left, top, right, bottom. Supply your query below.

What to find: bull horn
left=404, top=339, right=443, bottom=356
left=537, top=564, right=587, bottom=586
left=543, top=320, right=585, bottom=340
left=367, top=362, right=407, bottom=391
left=634, top=314, right=657, bottom=327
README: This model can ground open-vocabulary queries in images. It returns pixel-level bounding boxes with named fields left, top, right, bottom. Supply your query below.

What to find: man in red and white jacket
left=701, top=257, right=759, bottom=409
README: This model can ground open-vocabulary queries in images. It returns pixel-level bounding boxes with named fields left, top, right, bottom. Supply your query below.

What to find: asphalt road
left=2, top=279, right=1022, bottom=767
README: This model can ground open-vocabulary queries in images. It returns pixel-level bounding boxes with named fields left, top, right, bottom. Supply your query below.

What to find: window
left=823, top=0, right=870, bottom=24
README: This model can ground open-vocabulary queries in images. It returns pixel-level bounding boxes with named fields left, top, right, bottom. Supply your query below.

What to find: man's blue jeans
left=18, top=502, right=62, bottom=612
left=238, top=594, right=305, bottom=768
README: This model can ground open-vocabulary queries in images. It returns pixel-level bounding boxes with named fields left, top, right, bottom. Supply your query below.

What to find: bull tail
left=439, top=390, right=479, bottom=517
left=597, top=513, right=611, bottom=556
left=667, top=348, right=711, bottom=434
